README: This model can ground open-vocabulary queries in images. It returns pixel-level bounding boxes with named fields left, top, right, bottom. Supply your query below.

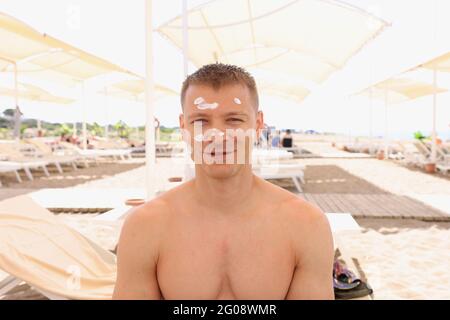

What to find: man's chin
left=200, top=163, right=243, bottom=179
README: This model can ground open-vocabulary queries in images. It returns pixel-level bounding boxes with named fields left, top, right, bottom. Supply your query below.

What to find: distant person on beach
left=271, top=130, right=281, bottom=148
left=281, top=129, right=293, bottom=148
left=113, top=63, right=334, bottom=300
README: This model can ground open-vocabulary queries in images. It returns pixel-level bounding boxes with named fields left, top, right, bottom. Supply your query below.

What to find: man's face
left=180, top=84, right=263, bottom=179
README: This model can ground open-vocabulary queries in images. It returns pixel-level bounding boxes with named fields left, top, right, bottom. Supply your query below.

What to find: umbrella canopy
left=420, top=51, right=450, bottom=72
left=99, top=79, right=178, bottom=102
left=0, top=12, right=135, bottom=85
left=158, top=0, right=388, bottom=101
left=412, top=50, right=450, bottom=163
left=356, top=74, right=448, bottom=158
left=0, top=82, right=75, bottom=104
left=358, top=77, right=447, bottom=104
left=257, top=77, right=310, bottom=103
left=0, top=11, right=139, bottom=141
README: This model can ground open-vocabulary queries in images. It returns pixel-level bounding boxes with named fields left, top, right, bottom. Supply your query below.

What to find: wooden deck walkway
left=299, top=193, right=449, bottom=221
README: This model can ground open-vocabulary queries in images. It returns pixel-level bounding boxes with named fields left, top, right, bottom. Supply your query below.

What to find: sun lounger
left=25, top=139, right=78, bottom=173
left=0, top=195, right=116, bottom=300
left=55, top=142, right=100, bottom=168
left=395, top=141, right=428, bottom=167
left=92, top=139, right=133, bottom=160
left=0, top=162, right=23, bottom=186
left=253, top=163, right=305, bottom=193
left=252, top=148, right=294, bottom=166
left=0, top=142, right=51, bottom=178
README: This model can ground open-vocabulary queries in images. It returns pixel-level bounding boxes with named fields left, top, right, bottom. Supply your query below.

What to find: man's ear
left=179, top=113, right=185, bottom=129
left=256, top=111, right=264, bottom=138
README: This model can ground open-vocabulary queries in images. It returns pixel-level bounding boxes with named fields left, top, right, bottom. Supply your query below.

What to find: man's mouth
left=205, top=150, right=236, bottom=157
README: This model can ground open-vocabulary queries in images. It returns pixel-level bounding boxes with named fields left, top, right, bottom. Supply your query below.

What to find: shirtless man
left=113, top=64, right=334, bottom=300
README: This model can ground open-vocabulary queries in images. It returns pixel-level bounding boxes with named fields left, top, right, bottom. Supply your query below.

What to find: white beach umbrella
left=357, top=76, right=447, bottom=156
left=416, top=51, right=450, bottom=163
left=158, top=0, right=389, bottom=102
left=0, top=11, right=137, bottom=146
left=0, top=82, right=75, bottom=132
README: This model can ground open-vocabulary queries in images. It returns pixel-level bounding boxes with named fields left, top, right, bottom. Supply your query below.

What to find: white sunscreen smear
left=194, top=96, right=219, bottom=110
left=234, top=97, right=242, bottom=105
left=194, top=97, right=205, bottom=105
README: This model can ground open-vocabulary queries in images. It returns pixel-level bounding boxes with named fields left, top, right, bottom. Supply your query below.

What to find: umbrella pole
left=182, top=0, right=189, bottom=76
left=82, top=82, right=87, bottom=150
left=104, top=88, right=109, bottom=139
left=145, top=0, right=156, bottom=200
left=369, top=86, right=373, bottom=140
left=384, top=88, right=389, bottom=158
left=182, top=0, right=193, bottom=181
left=13, top=63, right=20, bottom=140
left=431, top=68, right=437, bottom=163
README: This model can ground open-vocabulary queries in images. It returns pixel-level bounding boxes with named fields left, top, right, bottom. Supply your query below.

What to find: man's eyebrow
left=223, top=112, right=248, bottom=117
left=187, top=112, right=210, bottom=120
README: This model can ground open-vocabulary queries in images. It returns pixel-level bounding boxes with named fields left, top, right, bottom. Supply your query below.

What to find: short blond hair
left=181, top=63, right=259, bottom=111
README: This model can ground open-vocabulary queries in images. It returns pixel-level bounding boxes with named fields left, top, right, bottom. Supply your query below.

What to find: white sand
left=339, top=219, right=450, bottom=299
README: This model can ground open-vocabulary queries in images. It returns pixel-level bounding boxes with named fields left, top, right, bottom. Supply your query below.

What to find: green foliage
left=3, top=109, right=15, bottom=118
left=20, top=124, right=28, bottom=135
left=57, top=124, right=73, bottom=137
left=160, top=126, right=175, bottom=134
left=90, top=122, right=104, bottom=137
left=413, top=131, right=427, bottom=140
left=114, top=121, right=130, bottom=139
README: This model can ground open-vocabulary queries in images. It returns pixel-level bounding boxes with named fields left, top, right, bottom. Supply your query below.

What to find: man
left=281, top=129, right=293, bottom=148
left=113, top=64, right=334, bottom=300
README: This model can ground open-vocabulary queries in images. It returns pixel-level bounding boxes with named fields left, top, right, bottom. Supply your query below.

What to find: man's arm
left=285, top=201, right=335, bottom=300
left=113, top=202, right=166, bottom=299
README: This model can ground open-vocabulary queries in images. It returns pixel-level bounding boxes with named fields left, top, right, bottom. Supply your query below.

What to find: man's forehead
left=185, top=84, right=251, bottom=101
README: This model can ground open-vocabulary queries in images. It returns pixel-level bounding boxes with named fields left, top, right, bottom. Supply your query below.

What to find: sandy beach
left=1, top=143, right=449, bottom=300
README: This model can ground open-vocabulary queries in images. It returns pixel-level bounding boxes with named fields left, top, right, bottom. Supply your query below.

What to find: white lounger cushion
left=0, top=196, right=116, bottom=299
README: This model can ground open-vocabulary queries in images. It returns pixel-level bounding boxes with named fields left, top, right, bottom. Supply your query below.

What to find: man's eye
left=228, top=118, right=244, bottom=123
left=192, top=119, right=207, bottom=125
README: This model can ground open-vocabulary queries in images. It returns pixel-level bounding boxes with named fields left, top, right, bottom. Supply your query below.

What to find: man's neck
left=193, top=165, right=256, bottom=214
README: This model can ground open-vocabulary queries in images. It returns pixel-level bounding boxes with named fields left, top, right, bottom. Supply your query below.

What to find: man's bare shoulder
left=255, top=176, right=324, bottom=218
left=125, top=197, right=170, bottom=228
left=256, top=176, right=331, bottom=240
left=122, top=180, right=194, bottom=230
left=119, top=196, right=174, bottom=252
left=281, top=196, right=329, bottom=228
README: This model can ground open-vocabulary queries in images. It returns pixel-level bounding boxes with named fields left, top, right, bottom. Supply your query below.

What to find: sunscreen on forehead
left=194, top=96, right=219, bottom=110
left=194, top=97, right=205, bottom=105
left=234, top=97, right=242, bottom=105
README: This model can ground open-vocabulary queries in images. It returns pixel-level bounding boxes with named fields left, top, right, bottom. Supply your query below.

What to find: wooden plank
left=321, top=194, right=341, bottom=213
left=388, top=195, right=417, bottom=218
left=329, top=194, right=352, bottom=213
left=364, top=194, right=394, bottom=217
left=404, top=196, right=448, bottom=218
left=376, top=195, right=400, bottom=216
left=340, top=194, right=361, bottom=217
left=313, top=194, right=333, bottom=213
left=349, top=194, right=374, bottom=217
left=336, top=194, right=361, bottom=215
left=342, top=194, right=366, bottom=217
left=396, top=195, right=434, bottom=218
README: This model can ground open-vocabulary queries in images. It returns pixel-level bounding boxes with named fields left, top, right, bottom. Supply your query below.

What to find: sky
left=0, top=0, right=449, bottom=139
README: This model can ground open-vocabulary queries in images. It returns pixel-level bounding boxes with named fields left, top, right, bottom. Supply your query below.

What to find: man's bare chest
left=156, top=220, right=295, bottom=299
